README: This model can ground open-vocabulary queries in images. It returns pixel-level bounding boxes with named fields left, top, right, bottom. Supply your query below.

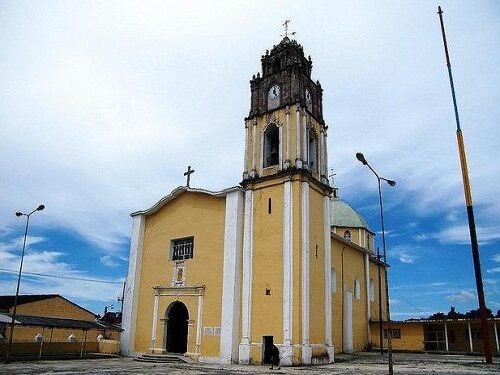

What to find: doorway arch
left=165, top=301, right=189, bottom=354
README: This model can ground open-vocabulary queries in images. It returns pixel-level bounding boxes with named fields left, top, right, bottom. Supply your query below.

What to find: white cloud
left=398, top=254, right=418, bottom=264
left=414, top=226, right=500, bottom=246
left=447, top=290, right=476, bottom=303
left=493, top=253, right=500, bottom=262
left=100, top=255, right=120, bottom=268
left=487, top=267, right=500, bottom=274
left=390, top=245, right=420, bottom=264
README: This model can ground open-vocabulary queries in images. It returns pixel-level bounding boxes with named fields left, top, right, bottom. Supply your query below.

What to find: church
left=121, top=35, right=388, bottom=366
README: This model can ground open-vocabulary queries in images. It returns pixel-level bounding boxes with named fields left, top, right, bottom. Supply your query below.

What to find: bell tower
left=239, top=36, right=334, bottom=366
left=243, top=36, right=328, bottom=183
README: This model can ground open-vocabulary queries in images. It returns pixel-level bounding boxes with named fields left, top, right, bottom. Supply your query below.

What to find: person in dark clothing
left=269, top=344, right=280, bottom=370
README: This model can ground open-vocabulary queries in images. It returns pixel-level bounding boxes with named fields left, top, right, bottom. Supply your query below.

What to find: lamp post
left=5, top=204, right=45, bottom=363
left=356, top=152, right=395, bottom=375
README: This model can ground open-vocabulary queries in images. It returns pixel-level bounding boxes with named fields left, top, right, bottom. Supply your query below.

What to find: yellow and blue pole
left=437, top=6, right=492, bottom=364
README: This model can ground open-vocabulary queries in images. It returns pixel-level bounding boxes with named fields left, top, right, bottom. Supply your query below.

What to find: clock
left=268, top=84, right=281, bottom=100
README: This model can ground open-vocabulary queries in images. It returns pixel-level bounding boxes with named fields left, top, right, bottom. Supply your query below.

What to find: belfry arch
left=263, top=123, right=280, bottom=168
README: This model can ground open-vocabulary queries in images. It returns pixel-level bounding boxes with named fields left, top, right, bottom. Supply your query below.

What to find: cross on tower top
left=281, top=19, right=296, bottom=39
left=184, top=166, right=195, bottom=188
left=329, top=169, right=336, bottom=186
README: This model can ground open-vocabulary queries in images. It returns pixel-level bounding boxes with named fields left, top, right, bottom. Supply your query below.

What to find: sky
left=1, top=0, right=499, bottom=319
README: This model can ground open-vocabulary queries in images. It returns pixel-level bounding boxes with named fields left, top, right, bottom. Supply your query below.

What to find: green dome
left=330, top=197, right=371, bottom=231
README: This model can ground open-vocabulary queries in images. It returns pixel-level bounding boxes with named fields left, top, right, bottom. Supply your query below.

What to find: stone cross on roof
left=184, top=166, right=195, bottom=188
left=281, top=19, right=296, bottom=39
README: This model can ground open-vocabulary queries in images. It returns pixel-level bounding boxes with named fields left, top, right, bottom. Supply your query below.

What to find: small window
left=354, top=278, right=361, bottom=300
left=331, top=268, right=337, bottom=293
left=263, top=124, right=279, bottom=167
left=369, top=279, right=375, bottom=302
left=344, top=230, right=351, bottom=241
left=268, top=198, right=272, bottom=214
left=171, top=237, right=194, bottom=261
left=384, top=328, right=401, bottom=339
left=366, top=234, right=371, bottom=250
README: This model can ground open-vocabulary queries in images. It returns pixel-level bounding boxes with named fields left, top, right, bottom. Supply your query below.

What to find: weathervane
left=281, top=19, right=296, bottom=38
left=184, top=166, right=195, bottom=188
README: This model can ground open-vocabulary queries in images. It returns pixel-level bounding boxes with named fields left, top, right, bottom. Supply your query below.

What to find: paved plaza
left=1, top=353, right=499, bottom=374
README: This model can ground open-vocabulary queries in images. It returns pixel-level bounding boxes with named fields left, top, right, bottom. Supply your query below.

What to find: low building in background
left=0, top=294, right=121, bottom=359
left=370, top=319, right=500, bottom=354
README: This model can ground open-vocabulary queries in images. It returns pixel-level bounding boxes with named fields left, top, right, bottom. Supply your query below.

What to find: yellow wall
left=249, top=180, right=284, bottom=361
left=14, top=296, right=95, bottom=320
left=331, top=237, right=385, bottom=353
left=308, top=186, right=326, bottom=351
left=370, top=322, right=425, bottom=351
left=134, top=192, right=226, bottom=357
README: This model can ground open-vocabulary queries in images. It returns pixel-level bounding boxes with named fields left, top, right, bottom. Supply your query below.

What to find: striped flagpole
left=437, top=6, right=492, bottom=364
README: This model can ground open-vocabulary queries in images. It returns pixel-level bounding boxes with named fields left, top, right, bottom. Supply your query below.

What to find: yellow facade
left=133, top=192, right=226, bottom=358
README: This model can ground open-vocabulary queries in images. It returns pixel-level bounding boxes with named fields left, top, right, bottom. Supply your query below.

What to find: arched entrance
left=165, top=301, right=189, bottom=354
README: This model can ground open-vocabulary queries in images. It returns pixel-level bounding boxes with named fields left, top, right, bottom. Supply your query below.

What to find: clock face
left=268, top=85, right=281, bottom=100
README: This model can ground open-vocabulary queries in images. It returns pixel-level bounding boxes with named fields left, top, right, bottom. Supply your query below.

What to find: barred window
left=171, top=237, right=194, bottom=261
left=384, top=328, right=401, bottom=339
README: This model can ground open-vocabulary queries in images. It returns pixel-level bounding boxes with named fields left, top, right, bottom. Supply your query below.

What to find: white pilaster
left=444, top=323, right=449, bottom=352
left=259, top=130, right=265, bottom=174
left=302, top=111, right=308, bottom=168
left=220, top=190, right=244, bottom=364
left=319, top=128, right=324, bottom=177
left=296, top=104, right=302, bottom=168
left=239, top=190, right=254, bottom=364
left=301, top=182, right=311, bottom=364
left=150, top=292, right=159, bottom=352
left=323, top=129, right=329, bottom=184
left=244, top=122, right=249, bottom=177
left=281, top=180, right=294, bottom=366
left=364, top=253, right=371, bottom=346
left=121, top=214, right=146, bottom=356
left=196, top=294, right=204, bottom=354
left=494, top=321, right=499, bottom=352
left=285, top=106, right=291, bottom=168
left=468, top=322, right=473, bottom=352
left=324, top=195, right=334, bottom=362
left=251, top=119, right=257, bottom=176
left=279, top=124, right=283, bottom=170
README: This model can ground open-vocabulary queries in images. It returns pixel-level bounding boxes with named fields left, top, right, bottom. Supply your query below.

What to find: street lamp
left=5, top=204, right=45, bottom=363
left=356, top=152, right=395, bottom=375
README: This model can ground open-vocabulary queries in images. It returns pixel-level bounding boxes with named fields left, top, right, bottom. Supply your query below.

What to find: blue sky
left=1, top=1, right=499, bottom=318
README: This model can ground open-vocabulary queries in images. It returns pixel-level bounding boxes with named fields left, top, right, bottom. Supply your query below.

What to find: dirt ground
left=0, top=352, right=499, bottom=374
